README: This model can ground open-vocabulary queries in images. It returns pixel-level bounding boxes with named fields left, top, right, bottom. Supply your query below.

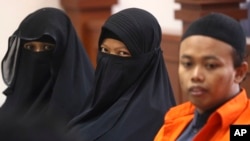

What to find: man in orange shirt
left=155, top=13, right=250, bottom=141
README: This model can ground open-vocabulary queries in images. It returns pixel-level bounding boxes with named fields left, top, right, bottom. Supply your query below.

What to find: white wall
left=0, top=0, right=181, bottom=106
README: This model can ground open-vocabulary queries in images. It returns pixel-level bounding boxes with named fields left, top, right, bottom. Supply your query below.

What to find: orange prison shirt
left=154, top=88, right=250, bottom=141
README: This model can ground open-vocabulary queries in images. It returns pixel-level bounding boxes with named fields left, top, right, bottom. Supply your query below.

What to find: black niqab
left=0, top=8, right=94, bottom=124
left=68, top=8, right=176, bottom=141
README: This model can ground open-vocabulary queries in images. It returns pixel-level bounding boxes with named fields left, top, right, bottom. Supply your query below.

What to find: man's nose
left=191, top=66, right=205, bottom=82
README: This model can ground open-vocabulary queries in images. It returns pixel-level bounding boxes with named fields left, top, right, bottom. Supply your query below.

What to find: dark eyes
left=118, top=51, right=131, bottom=56
left=181, top=61, right=219, bottom=70
left=44, top=45, right=55, bottom=51
left=23, top=44, right=55, bottom=52
left=205, top=63, right=218, bottom=69
left=100, top=47, right=131, bottom=57
left=181, top=61, right=192, bottom=68
left=100, top=47, right=109, bottom=53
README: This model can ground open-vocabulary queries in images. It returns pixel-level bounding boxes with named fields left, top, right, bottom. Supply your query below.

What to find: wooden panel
left=161, top=34, right=187, bottom=104
left=175, top=9, right=247, bottom=22
left=175, top=0, right=246, bottom=4
left=61, top=0, right=117, bottom=67
left=175, top=0, right=247, bottom=33
left=61, top=0, right=117, bottom=10
left=83, top=20, right=104, bottom=66
left=241, top=44, right=250, bottom=95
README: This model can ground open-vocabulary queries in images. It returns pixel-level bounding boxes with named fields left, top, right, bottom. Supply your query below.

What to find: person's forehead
left=180, top=35, right=233, bottom=50
left=180, top=35, right=234, bottom=58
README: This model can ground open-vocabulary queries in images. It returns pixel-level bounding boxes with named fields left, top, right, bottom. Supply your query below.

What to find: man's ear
left=235, top=61, right=249, bottom=83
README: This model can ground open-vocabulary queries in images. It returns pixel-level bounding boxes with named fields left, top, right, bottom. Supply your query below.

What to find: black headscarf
left=0, top=7, right=94, bottom=124
left=68, top=8, right=176, bottom=141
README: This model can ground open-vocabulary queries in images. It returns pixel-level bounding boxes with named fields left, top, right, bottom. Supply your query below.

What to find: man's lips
left=188, top=86, right=208, bottom=96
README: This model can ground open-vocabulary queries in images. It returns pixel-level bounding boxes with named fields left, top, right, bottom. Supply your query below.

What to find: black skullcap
left=181, top=13, right=246, bottom=59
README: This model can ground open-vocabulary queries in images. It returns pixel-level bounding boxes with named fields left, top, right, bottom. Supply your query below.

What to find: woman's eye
left=100, top=47, right=109, bottom=53
left=44, top=45, right=55, bottom=51
left=24, top=45, right=33, bottom=50
left=119, top=51, right=131, bottom=57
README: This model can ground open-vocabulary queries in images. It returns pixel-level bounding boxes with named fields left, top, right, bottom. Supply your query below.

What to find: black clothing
left=0, top=7, right=94, bottom=124
left=0, top=114, right=77, bottom=141
left=68, top=8, right=176, bottom=141
left=177, top=110, right=213, bottom=141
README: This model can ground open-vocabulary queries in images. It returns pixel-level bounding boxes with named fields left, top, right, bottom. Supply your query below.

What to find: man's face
left=179, top=35, right=240, bottom=113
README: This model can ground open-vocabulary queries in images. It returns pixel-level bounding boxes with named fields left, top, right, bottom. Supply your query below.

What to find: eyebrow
left=203, top=56, right=220, bottom=61
left=180, top=54, right=192, bottom=59
left=180, top=54, right=220, bottom=61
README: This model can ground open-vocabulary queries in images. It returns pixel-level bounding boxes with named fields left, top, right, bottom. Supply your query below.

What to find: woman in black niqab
left=0, top=7, right=94, bottom=125
left=68, top=8, right=176, bottom=141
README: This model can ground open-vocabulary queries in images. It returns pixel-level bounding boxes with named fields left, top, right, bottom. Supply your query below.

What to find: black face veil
left=0, top=8, right=94, bottom=124
left=68, top=8, right=176, bottom=141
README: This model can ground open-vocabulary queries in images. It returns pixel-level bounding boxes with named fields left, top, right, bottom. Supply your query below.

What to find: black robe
left=0, top=7, right=94, bottom=125
left=68, top=8, right=176, bottom=141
